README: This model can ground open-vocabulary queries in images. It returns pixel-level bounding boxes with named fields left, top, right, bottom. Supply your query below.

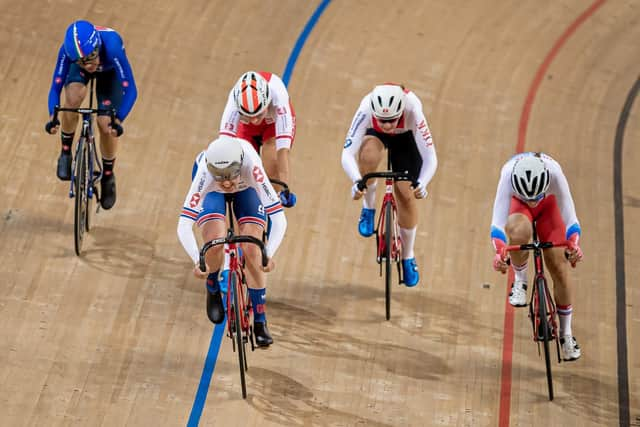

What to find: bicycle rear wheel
left=537, top=276, right=554, bottom=401
left=384, top=202, right=392, bottom=321
left=231, top=272, right=247, bottom=398
left=74, top=138, right=89, bottom=256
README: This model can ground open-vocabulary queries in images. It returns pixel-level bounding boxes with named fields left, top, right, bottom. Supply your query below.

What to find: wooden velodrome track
left=1, top=0, right=638, bottom=425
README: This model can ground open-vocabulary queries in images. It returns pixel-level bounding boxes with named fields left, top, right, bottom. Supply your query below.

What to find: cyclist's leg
left=197, top=191, right=227, bottom=323
left=95, top=69, right=122, bottom=209
left=537, top=196, right=579, bottom=358
left=390, top=131, right=422, bottom=286
left=234, top=188, right=273, bottom=346
left=504, top=203, right=534, bottom=306
left=355, top=133, right=384, bottom=237
left=57, top=65, right=89, bottom=180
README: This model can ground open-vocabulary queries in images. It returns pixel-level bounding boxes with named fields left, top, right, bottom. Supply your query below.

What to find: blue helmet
left=63, top=20, right=101, bottom=62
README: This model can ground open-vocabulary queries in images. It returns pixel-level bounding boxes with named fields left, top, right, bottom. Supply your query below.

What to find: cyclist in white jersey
left=490, top=152, right=583, bottom=361
left=177, top=136, right=286, bottom=347
left=341, top=84, right=437, bottom=287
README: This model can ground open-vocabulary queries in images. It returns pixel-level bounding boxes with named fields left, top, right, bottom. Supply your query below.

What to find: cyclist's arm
left=103, top=32, right=137, bottom=121
left=547, top=160, right=581, bottom=240
left=219, top=90, right=240, bottom=137
left=408, top=95, right=437, bottom=187
left=341, top=107, right=369, bottom=183
left=177, top=166, right=209, bottom=264
left=264, top=209, right=287, bottom=258
left=270, top=74, right=294, bottom=151
left=490, top=162, right=513, bottom=249
left=47, top=46, right=71, bottom=116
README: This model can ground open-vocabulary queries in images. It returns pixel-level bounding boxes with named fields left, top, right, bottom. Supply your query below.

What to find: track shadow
left=268, top=299, right=449, bottom=381
left=79, top=225, right=186, bottom=281
left=246, top=366, right=395, bottom=427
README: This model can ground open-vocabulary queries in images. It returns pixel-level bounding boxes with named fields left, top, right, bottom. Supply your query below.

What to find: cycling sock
left=102, top=157, right=115, bottom=176
left=399, top=226, right=417, bottom=259
left=206, top=270, right=220, bottom=293
left=512, top=261, right=528, bottom=283
left=249, top=288, right=266, bottom=323
left=557, top=304, right=573, bottom=337
left=61, top=131, right=74, bottom=152
left=362, top=182, right=377, bottom=209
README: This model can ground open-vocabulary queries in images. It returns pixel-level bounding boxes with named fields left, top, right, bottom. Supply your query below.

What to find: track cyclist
left=341, top=83, right=438, bottom=287
left=45, top=20, right=137, bottom=210
left=490, top=152, right=583, bottom=361
left=178, top=136, right=286, bottom=347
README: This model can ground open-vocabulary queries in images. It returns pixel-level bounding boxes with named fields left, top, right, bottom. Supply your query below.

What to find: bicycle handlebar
left=357, top=171, right=416, bottom=192
left=52, top=105, right=121, bottom=135
left=505, top=241, right=569, bottom=252
left=198, top=235, right=268, bottom=272
left=268, top=178, right=290, bottom=197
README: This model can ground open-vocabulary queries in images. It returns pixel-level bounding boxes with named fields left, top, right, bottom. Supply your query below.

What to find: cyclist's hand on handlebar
left=279, top=190, right=297, bottom=207
left=45, top=117, right=60, bottom=134
left=262, top=258, right=275, bottom=273
left=412, top=181, right=428, bottom=199
left=193, top=262, right=209, bottom=279
left=565, top=242, right=583, bottom=268
left=351, top=182, right=364, bottom=200
left=493, top=249, right=509, bottom=274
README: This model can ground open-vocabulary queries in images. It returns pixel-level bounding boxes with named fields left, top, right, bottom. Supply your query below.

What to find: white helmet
left=205, top=136, right=244, bottom=181
left=511, top=155, right=550, bottom=201
left=370, top=84, right=406, bottom=120
left=233, top=71, right=271, bottom=117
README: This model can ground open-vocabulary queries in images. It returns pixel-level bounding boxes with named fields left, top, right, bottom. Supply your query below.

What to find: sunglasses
left=377, top=117, right=399, bottom=124
left=76, top=49, right=99, bottom=65
left=207, top=164, right=242, bottom=182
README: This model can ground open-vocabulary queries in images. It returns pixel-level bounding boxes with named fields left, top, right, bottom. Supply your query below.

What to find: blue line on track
left=187, top=1, right=332, bottom=424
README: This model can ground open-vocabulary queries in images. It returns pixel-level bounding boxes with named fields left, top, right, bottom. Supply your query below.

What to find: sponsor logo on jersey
left=225, top=122, right=235, bottom=131
left=122, top=80, right=129, bottom=88
left=55, top=77, right=62, bottom=84
left=189, top=192, right=201, bottom=208
left=418, top=120, right=432, bottom=145
left=261, top=183, right=273, bottom=199
left=276, top=106, right=287, bottom=115
left=253, top=166, right=264, bottom=183
left=344, top=138, right=353, bottom=148
left=349, top=112, right=366, bottom=137
left=113, top=57, right=125, bottom=79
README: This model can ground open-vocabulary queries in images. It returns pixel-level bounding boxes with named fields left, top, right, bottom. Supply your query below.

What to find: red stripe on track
left=500, top=1, right=606, bottom=426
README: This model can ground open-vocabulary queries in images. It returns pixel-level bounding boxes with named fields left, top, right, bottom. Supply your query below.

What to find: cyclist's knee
left=505, top=215, right=532, bottom=243
left=358, top=137, right=383, bottom=169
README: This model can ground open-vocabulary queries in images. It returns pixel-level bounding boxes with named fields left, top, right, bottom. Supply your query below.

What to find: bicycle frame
left=376, top=178, right=402, bottom=265
left=198, top=194, right=269, bottom=399
left=358, top=167, right=415, bottom=320
left=505, top=221, right=569, bottom=400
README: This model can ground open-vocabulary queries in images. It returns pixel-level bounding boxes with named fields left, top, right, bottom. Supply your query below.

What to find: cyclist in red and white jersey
left=490, top=152, right=582, bottom=361
left=219, top=71, right=296, bottom=207
left=341, top=84, right=438, bottom=287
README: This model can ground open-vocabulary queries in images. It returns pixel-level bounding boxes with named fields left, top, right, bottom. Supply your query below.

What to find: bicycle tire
left=384, top=202, right=392, bottom=321
left=85, top=141, right=94, bottom=233
left=537, top=276, right=554, bottom=401
left=74, top=138, right=88, bottom=256
left=231, top=272, right=247, bottom=398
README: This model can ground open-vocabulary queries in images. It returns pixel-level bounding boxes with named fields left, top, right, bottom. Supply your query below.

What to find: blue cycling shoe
left=358, top=208, right=375, bottom=237
left=402, top=258, right=420, bottom=287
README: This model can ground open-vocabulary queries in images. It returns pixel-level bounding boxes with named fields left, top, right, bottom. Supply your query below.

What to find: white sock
left=363, top=182, right=377, bottom=210
left=399, top=226, right=417, bottom=259
left=512, top=261, right=528, bottom=284
left=557, top=304, right=573, bottom=337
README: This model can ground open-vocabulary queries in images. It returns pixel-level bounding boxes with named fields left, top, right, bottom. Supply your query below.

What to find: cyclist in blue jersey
left=45, top=20, right=137, bottom=210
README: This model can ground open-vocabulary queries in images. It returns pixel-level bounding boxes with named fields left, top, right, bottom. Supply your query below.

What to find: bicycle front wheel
left=384, top=202, right=392, bottom=321
left=231, top=272, right=247, bottom=399
left=74, top=138, right=89, bottom=256
left=537, top=276, right=554, bottom=401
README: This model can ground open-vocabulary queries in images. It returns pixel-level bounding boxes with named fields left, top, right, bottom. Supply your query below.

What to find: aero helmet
left=511, top=154, right=550, bottom=201
left=205, top=137, right=244, bottom=181
left=63, top=20, right=101, bottom=62
left=233, top=71, right=271, bottom=117
left=370, top=84, right=406, bottom=120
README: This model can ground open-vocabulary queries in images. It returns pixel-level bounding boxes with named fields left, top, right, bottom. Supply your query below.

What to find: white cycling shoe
left=560, top=336, right=582, bottom=361
left=508, top=280, right=528, bottom=307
